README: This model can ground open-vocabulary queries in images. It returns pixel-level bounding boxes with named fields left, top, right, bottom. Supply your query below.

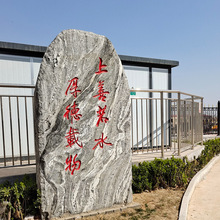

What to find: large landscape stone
left=34, top=29, right=132, bottom=219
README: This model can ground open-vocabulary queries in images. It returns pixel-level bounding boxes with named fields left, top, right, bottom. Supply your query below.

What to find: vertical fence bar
left=0, top=97, right=6, bottom=166
left=131, top=99, right=134, bottom=152
left=136, top=99, right=139, bottom=153
left=171, top=101, right=173, bottom=150
left=160, top=92, right=164, bottom=158
left=201, top=98, right=204, bottom=146
left=218, top=101, right=220, bottom=136
left=203, top=106, right=205, bottom=134
left=25, top=97, right=30, bottom=164
left=176, top=101, right=178, bottom=151
left=32, top=96, right=36, bottom=162
left=212, top=105, right=213, bottom=127
left=151, top=99, right=153, bottom=151
left=184, top=101, right=186, bottom=139
left=169, top=99, right=172, bottom=149
left=177, top=93, right=181, bottom=156
left=17, top=97, right=22, bottom=165
left=191, top=96, right=194, bottom=149
left=141, top=99, right=144, bottom=152
left=156, top=100, right=158, bottom=150
left=9, top=97, right=15, bottom=166
left=146, top=99, right=149, bottom=152
left=165, top=99, right=168, bottom=150
left=173, top=101, right=177, bottom=151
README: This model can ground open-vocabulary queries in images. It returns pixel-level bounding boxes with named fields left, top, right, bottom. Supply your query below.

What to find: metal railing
left=203, top=106, right=218, bottom=134
left=0, top=84, right=204, bottom=167
left=0, top=84, right=35, bottom=167
left=130, top=89, right=203, bottom=157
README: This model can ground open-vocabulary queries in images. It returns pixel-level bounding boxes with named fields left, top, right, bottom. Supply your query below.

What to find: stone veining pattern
left=34, top=29, right=132, bottom=219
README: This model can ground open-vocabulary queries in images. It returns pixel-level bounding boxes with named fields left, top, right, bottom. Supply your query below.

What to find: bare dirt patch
left=84, top=188, right=185, bottom=220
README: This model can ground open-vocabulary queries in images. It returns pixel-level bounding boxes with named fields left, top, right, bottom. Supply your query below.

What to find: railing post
left=184, top=100, right=187, bottom=138
left=160, top=92, right=164, bottom=158
left=177, top=92, right=181, bottom=156
left=218, top=101, right=220, bottom=136
left=191, top=96, right=194, bottom=149
left=201, top=98, right=204, bottom=146
left=136, top=99, right=139, bottom=153
left=150, top=99, right=153, bottom=151
left=131, top=99, right=134, bottom=152
left=0, top=97, right=6, bottom=166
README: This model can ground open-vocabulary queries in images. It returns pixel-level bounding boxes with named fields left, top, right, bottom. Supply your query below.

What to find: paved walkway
left=188, top=157, right=220, bottom=220
left=132, top=144, right=205, bottom=164
left=0, top=165, right=36, bottom=184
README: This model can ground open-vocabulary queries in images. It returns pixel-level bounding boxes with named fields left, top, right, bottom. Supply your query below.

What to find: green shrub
left=132, top=162, right=152, bottom=193
left=132, top=138, right=220, bottom=193
left=132, top=157, right=188, bottom=193
left=0, top=175, right=41, bottom=220
left=1, top=139, right=220, bottom=218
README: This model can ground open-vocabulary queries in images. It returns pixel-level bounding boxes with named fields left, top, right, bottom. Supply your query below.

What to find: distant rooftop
left=0, top=41, right=179, bottom=68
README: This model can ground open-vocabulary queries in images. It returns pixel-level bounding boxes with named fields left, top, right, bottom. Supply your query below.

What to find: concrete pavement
left=0, top=165, right=36, bottom=184
left=132, top=144, right=205, bottom=164
left=187, top=156, right=220, bottom=220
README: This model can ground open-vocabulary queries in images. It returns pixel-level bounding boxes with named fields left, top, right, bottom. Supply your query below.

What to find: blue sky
left=1, top=0, right=220, bottom=105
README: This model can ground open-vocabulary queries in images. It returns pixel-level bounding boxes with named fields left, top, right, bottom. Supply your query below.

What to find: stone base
left=52, top=202, right=141, bottom=220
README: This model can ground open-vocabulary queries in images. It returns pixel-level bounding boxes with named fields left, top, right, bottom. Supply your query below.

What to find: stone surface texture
left=34, top=29, right=132, bottom=219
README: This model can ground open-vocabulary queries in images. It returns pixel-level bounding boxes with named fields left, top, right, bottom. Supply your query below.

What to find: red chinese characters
left=95, top=58, right=108, bottom=75
left=63, top=102, right=82, bottom=123
left=64, top=76, right=82, bottom=175
left=93, top=57, right=112, bottom=149
left=65, top=77, right=81, bottom=97
left=65, top=127, right=83, bottom=148
left=65, top=154, right=81, bottom=175
left=93, top=81, right=109, bottom=102
left=96, top=105, right=109, bottom=127
left=93, top=133, right=112, bottom=150
left=64, top=57, right=113, bottom=174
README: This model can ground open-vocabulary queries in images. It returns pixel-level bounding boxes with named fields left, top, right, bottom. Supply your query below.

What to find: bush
left=132, top=157, right=188, bottom=193
left=0, top=175, right=41, bottom=220
left=1, top=139, right=220, bottom=218
left=132, top=138, right=220, bottom=193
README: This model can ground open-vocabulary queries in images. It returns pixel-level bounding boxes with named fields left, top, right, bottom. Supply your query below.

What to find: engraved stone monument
left=34, top=29, right=132, bottom=219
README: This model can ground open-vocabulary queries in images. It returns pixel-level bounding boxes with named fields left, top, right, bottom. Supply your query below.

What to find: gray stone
left=34, top=29, right=132, bottom=219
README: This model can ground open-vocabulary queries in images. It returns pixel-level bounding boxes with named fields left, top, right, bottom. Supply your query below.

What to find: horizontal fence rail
left=0, top=85, right=204, bottom=167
